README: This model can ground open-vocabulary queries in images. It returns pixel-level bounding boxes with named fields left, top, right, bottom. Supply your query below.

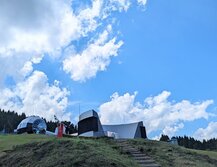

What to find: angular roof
left=102, top=122, right=144, bottom=139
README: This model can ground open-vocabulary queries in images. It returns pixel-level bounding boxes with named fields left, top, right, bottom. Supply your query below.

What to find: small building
left=168, top=137, right=178, bottom=145
left=16, top=116, right=47, bottom=134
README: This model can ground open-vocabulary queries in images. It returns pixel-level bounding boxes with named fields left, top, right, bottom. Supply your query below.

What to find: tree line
left=160, top=134, right=217, bottom=151
left=0, top=109, right=26, bottom=133
left=0, top=109, right=77, bottom=134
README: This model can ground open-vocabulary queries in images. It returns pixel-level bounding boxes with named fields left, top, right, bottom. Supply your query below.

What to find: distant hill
left=0, top=134, right=217, bottom=167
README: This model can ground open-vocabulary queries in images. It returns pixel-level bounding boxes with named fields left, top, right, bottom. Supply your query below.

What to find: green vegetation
left=159, top=134, right=217, bottom=151
left=0, top=134, right=54, bottom=152
left=0, top=109, right=26, bottom=133
left=189, top=149, right=217, bottom=160
left=1, top=135, right=217, bottom=167
left=129, top=139, right=217, bottom=167
left=0, top=135, right=138, bottom=167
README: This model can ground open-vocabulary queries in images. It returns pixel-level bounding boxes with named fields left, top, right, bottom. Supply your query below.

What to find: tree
left=160, top=134, right=170, bottom=142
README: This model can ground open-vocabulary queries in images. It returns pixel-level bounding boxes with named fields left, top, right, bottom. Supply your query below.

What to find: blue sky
left=0, top=0, right=217, bottom=139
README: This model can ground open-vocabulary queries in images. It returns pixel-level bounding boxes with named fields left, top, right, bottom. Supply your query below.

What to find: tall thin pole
left=33, top=102, right=35, bottom=116
left=79, top=103, right=80, bottom=117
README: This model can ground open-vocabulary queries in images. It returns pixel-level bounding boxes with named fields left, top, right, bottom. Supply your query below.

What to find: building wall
left=102, top=121, right=146, bottom=139
left=78, top=110, right=105, bottom=137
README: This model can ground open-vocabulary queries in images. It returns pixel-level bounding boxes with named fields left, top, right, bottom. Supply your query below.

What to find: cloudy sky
left=0, top=0, right=217, bottom=140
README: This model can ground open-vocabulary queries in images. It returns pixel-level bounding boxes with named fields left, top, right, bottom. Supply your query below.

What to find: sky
left=0, top=0, right=217, bottom=140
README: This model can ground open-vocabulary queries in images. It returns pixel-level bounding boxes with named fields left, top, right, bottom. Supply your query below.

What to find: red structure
left=57, top=123, right=64, bottom=138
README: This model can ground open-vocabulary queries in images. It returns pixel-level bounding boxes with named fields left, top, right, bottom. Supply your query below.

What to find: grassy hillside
left=0, top=135, right=138, bottom=167
left=0, top=134, right=53, bottom=152
left=129, top=139, right=217, bottom=167
left=1, top=135, right=217, bottom=167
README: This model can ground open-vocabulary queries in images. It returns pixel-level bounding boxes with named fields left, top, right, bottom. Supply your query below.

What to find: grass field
left=189, top=149, right=217, bottom=160
left=1, top=134, right=217, bottom=167
left=0, top=134, right=54, bottom=152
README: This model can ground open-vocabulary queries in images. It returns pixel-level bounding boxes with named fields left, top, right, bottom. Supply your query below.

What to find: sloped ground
left=1, top=135, right=217, bottom=167
left=129, top=139, right=217, bottom=167
left=116, top=139, right=160, bottom=167
left=0, top=135, right=138, bottom=167
left=0, top=134, right=53, bottom=152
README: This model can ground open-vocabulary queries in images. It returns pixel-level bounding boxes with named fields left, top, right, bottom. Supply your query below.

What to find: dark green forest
left=0, top=109, right=26, bottom=133
left=0, top=109, right=77, bottom=134
left=160, top=134, right=217, bottom=151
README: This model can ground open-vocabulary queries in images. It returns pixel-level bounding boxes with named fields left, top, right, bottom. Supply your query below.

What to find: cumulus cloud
left=0, top=71, right=70, bottom=121
left=0, top=0, right=132, bottom=58
left=0, top=0, right=148, bottom=119
left=20, top=55, right=43, bottom=77
left=0, top=0, right=99, bottom=82
left=63, top=25, right=123, bottom=82
left=0, top=0, right=143, bottom=84
left=0, top=0, right=80, bottom=84
left=193, top=122, right=217, bottom=140
left=0, top=0, right=81, bottom=56
left=99, top=91, right=213, bottom=137
left=0, top=53, right=44, bottom=87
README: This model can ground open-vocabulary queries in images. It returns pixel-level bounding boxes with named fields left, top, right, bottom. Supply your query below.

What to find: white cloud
left=20, top=55, right=44, bottom=78
left=0, top=0, right=107, bottom=84
left=162, top=123, right=184, bottom=136
left=78, top=0, right=103, bottom=35
left=99, top=91, right=213, bottom=137
left=0, top=0, right=81, bottom=56
left=0, top=53, right=32, bottom=86
left=0, top=53, right=44, bottom=87
left=20, top=61, right=33, bottom=77
left=137, top=0, right=147, bottom=6
left=63, top=25, right=123, bottom=82
left=193, top=122, right=217, bottom=140
left=0, top=71, right=70, bottom=121
left=0, top=0, right=79, bottom=84
left=109, top=0, right=131, bottom=12
left=0, top=0, right=133, bottom=59
left=0, top=0, right=150, bottom=120
left=0, top=0, right=140, bottom=84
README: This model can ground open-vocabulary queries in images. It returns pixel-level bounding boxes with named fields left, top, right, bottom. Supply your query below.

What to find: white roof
left=79, top=110, right=98, bottom=121
left=102, top=122, right=143, bottom=139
